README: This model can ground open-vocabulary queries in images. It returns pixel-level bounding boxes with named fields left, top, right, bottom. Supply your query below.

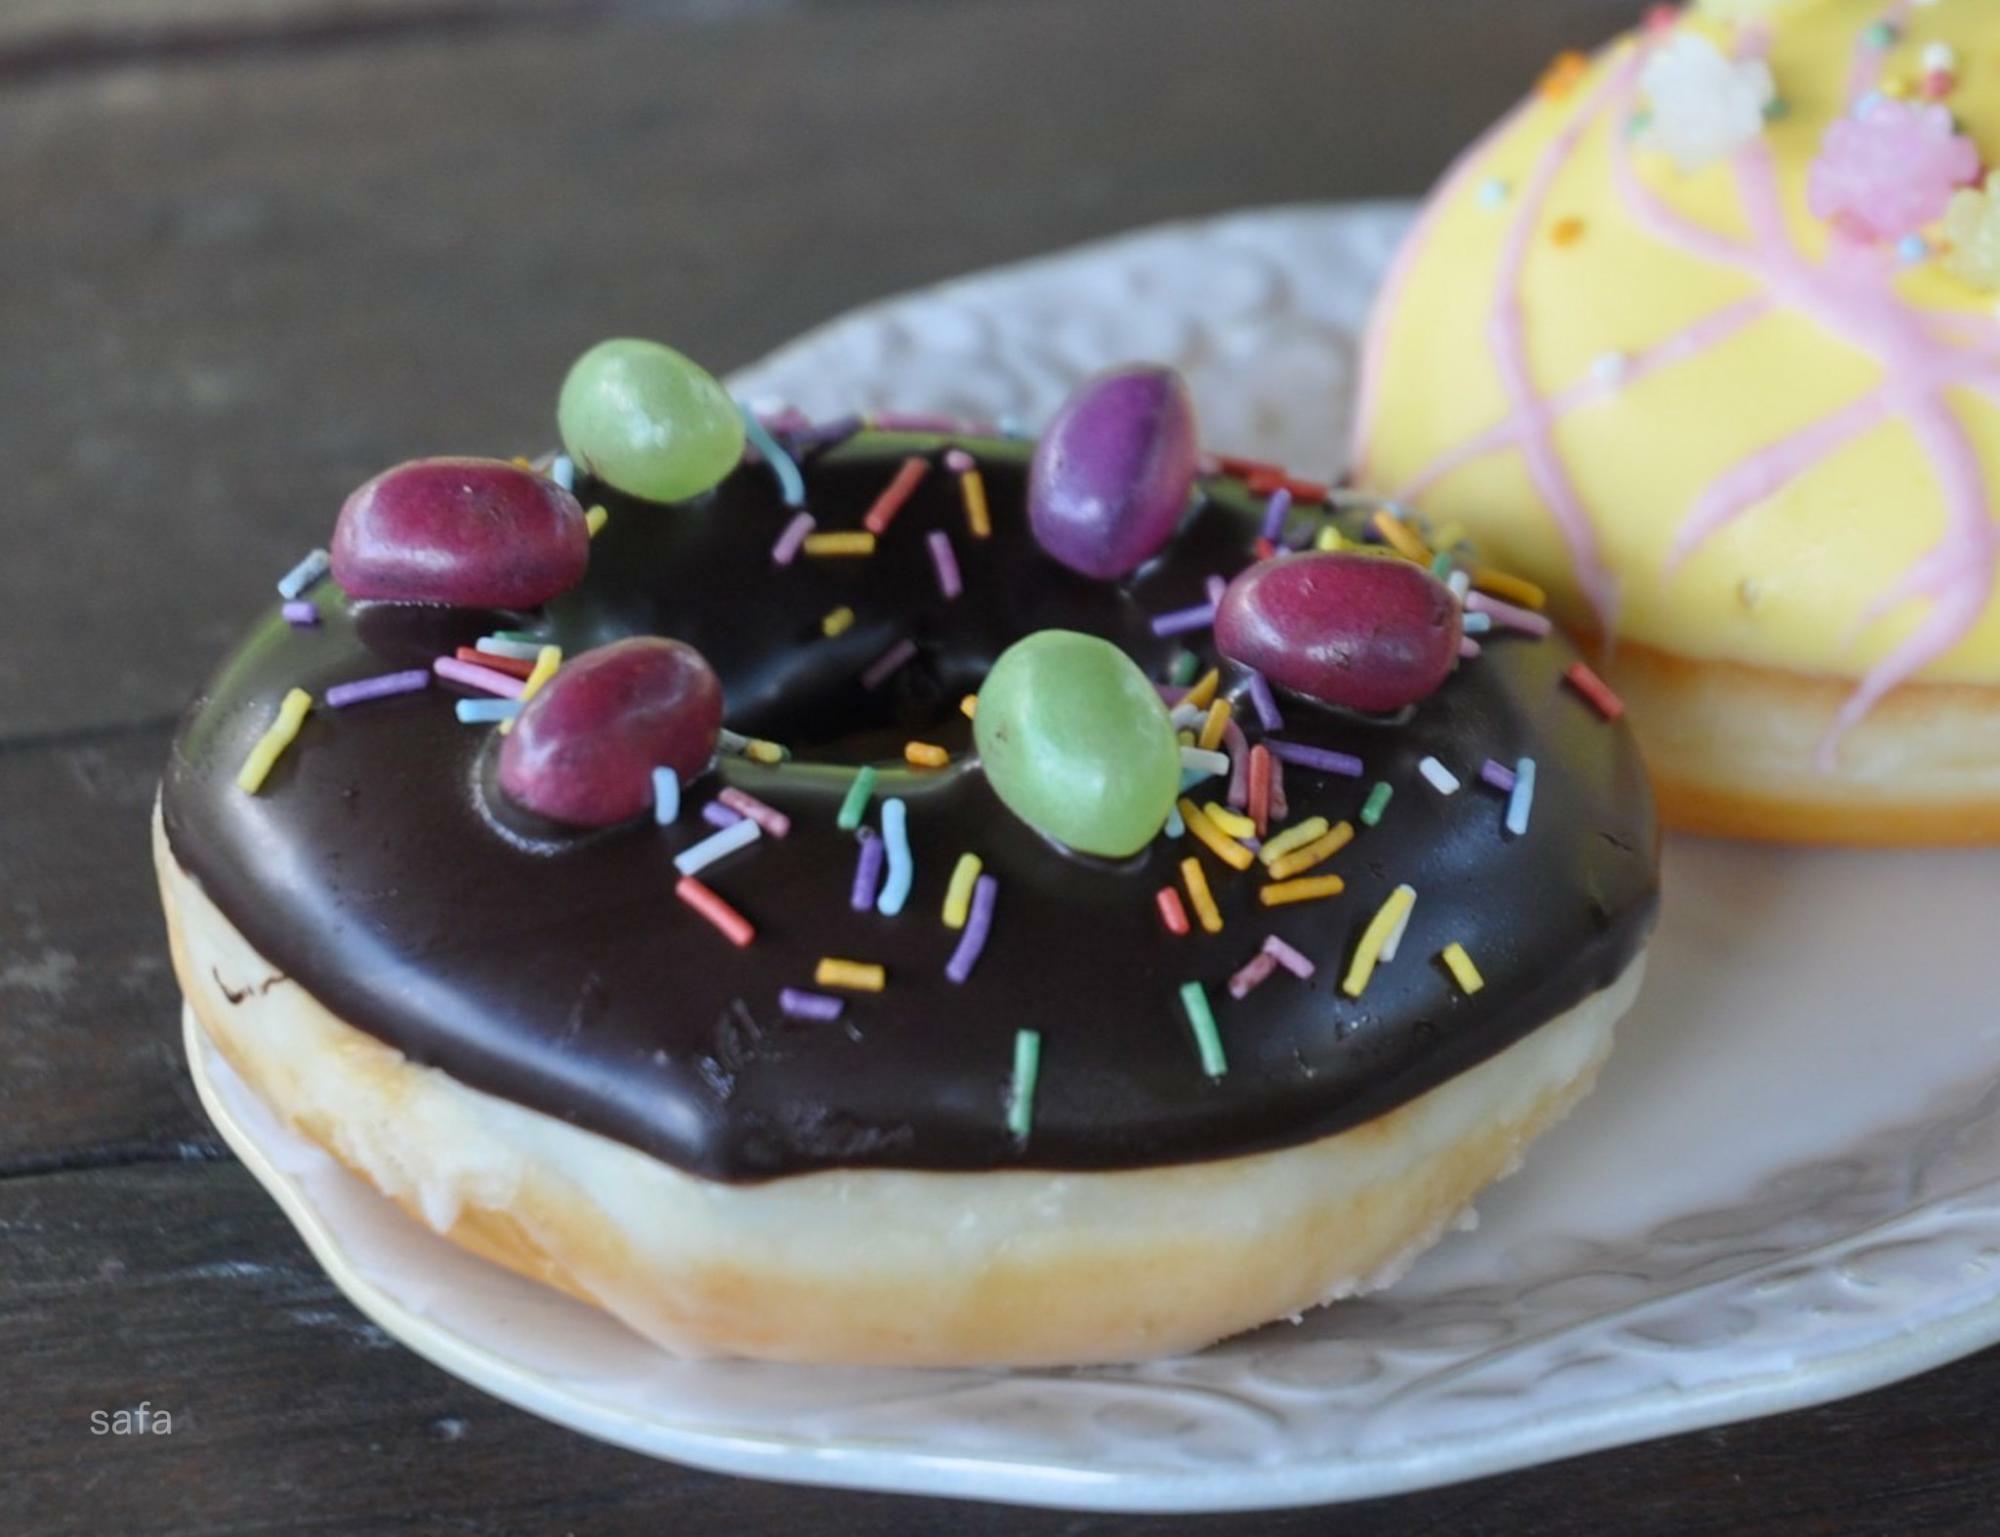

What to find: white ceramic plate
left=186, top=204, right=2000, bottom=1512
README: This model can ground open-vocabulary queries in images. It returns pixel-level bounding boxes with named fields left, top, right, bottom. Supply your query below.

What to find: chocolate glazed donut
left=160, top=427, right=1657, bottom=1184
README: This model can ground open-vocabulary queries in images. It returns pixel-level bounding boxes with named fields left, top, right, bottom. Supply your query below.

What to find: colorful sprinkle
left=1180, top=856, right=1223, bottom=934
left=815, top=957, right=886, bottom=992
left=780, top=987, right=844, bottom=1021
left=1179, top=982, right=1227, bottom=1079
left=1180, top=746, right=1230, bottom=779
left=745, top=738, right=787, bottom=765
left=822, top=605, right=856, bottom=637
left=1260, top=874, right=1345, bottom=907
left=702, top=801, right=744, bottom=829
left=324, top=669, right=429, bottom=709
left=585, top=505, right=609, bottom=538
left=718, top=786, right=790, bottom=839
left=1266, top=821, right=1353, bottom=881
left=1441, top=942, right=1485, bottom=996
left=1223, top=719, right=1250, bottom=809
left=1149, top=601, right=1218, bottom=638
left=1006, top=1028, right=1040, bottom=1141
left=1155, top=886, right=1191, bottom=936
left=1565, top=660, right=1625, bottom=720
left=877, top=796, right=913, bottom=916
left=674, top=816, right=760, bottom=876
left=236, top=687, right=313, bottom=793
left=652, top=767, right=680, bottom=825
left=1465, top=591, right=1553, bottom=637
left=550, top=454, right=576, bottom=491
left=1550, top=216, right=1587, bottom=247
left=862, top=456, right=930, bottom=535
left=499, top=645, right=562, bottom=736
left=1259, top=486, right=1293, bottom=543
left=456, top=647, right=534, bottom=679
left=276, top=549, right=330, bottom=600
left=1506, top=756, right=1538, bottom=838
left=1180, top=799, right=1255, bottom=871
left=927, top=530, right=963, bottom=599
left=945, top=874, right=999, bottom=984
left=960, top=694, right=978, bottom=719
left=1344, top=884, right=1416, bottom=998
left=737, top=403, right=807, bottom=506
left=1197, top=698, right=1232, bottom=752
left=850, top=828, right=884, bottom=911
left=1381, top=889, right=1416, bottom=962
left=454, top=698, right=520, bottom=725
left=943, top=853, right=983, bottom=929
left=1227, top=949, right=1280, bottom=1000
left=432, top=656, right=525, bottom=699
left=803, top=531, right=877, bottom=558
left=1169, top=650, right=1201, bottom=687
left=1371, top=509, right=1433, bottom=565
left=1360, top=780, right=1394, bottom=827
left=1262, top=934, right=1316, bottom=980
left=1263, top=739, right=1364, bottom=777
left=1203, top=802, right=1256, bottom=840
left=1183, top=668, right=1221, bottom=710
left=1480, top=758, right=1518, bottom=793
left=836, top=764, right=877, bottom=831
left=861, top=637, right=918, bottom=691
left=1258, top=816, right=1330, bottom=867
left=476, top=636, right=545, bottom=663
left=676, top=877, right=756, bottom=948
left=1418, top=756, right=1462, bottom=796
left=1247, top=743, right=1273, bottom=836
left=1245, top=671, right=1284, bottom=732
left=1470, top=567, right=1546, bottom=610
left=771, top=510, right=816, bottom=565
left=959, top=466, right=992, bottom=539
left=281, top=600, right=318, bottom=627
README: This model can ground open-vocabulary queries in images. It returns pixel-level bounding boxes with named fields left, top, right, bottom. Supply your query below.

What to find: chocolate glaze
left=161, top=434, right=1658, bottom=1181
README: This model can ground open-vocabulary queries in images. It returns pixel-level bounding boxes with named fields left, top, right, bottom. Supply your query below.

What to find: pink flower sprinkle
left=1807, top=99, right=1980, bottom=244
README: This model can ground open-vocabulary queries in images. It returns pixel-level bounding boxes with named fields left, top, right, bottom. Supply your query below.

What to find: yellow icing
left=1357, top=0, right=2000, bottom=685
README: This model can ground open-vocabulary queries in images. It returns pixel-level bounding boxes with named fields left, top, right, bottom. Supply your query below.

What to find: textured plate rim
left=184, top=1005, right=2000, bottom=1512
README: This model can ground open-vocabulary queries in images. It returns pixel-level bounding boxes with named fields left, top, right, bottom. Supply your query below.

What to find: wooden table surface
left=7, top=2, right=1997, bottom=1531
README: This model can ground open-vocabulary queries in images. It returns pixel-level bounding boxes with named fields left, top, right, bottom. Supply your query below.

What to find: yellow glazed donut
left=1355, top=0, right=2000, bottom=843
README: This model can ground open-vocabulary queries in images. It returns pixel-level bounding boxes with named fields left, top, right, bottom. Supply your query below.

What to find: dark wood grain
left=10, top=1, right=1998, bottom=1532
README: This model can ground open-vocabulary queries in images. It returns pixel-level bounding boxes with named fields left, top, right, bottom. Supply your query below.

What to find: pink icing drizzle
left=1387, top=9, right=1999, bottom=766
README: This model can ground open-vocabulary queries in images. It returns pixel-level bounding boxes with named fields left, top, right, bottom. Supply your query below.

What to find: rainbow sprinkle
left=877, top=797, right=914, bottom=916
left=1150, top=601, right=1217, bottom=638
left=780, top=988, right=843, bottom=1021
left=771, top=511, right=816, bottom=566
left=1262, top=934, right=1315, bottom=980
left=1180, top=856, right=1223, bottom=934
left=943, top=853, right=983, bottom=930
left=324, top=669, right=429, bottom=709
left=737, top=403, right=806, bottom=506
left=1006, top=1028, right=1040, bottom=1141
left=816, top=957, right=886, bottom=992
left=675, top=876, right=755, bottom=947
left=1180, top=799, right=1254, bottom=871
left=499, top=645, right=562, bottom=735
left=1479, top=758, right=1517, bottom=792
left=803, top=531, right=876, bottom=558
left=837, top=765, right=877, bottom=831
left=454, top=698, right=520, bottom=725
left=1465, top=591, right=1550, bottom=636
left=1245, top=672, right=1284, bottom=732
left=821, top=606, right=856, bottom=637
left=476, top=636, right=543, bottom=662
left=1266, top=821, right=1353, bottom=880
left=652, top=767, right=680, bottom=825
left=718, top=786, right=790, bottom=839
left=236, top=688, right=312, bottom=794
left=905, top=741, right=949, bottom=769
left=702, top=801, right=744, bottom=829
left=1344, top=884, right=1417, bottom=998
left=1263, top=739, right=1364, bottom=777
left=861, top=638, right=917, bottom=691
left=1179, top=982, right=1227, bottom=1078
left=1565, top=661, right=1625, bottom=720
left=850, top=828, right=884, bottom=911
left=1360, top=781, right=1394, bottom=827
left=1228, top=948, right=1279, bottom=1000
left=276, top=549, right=330, bottom=600
left=1258, top=816, right=1330, bottom=867
left=1441, top=943, right=1486, bottom=996
left=945, top=874, right=998, bottom=984
left=1156, top=886, right=1191, bottom=935
left=1418, top=756, right=1461, bottom=796
left=433, top=656, right=525, bottom=698
left=585, top=505, right=609, bottom=538
left=862, top=457, right=929, bottom=535
left=281, top=600, right=318, bottom=627
left=927, top=530, right=962, bottom=599
left=674, top=816, right=760, bottom=876
left=1260, top=874, right=1345, bottom=907
left=1506, top=757, right=1538, bottom=837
